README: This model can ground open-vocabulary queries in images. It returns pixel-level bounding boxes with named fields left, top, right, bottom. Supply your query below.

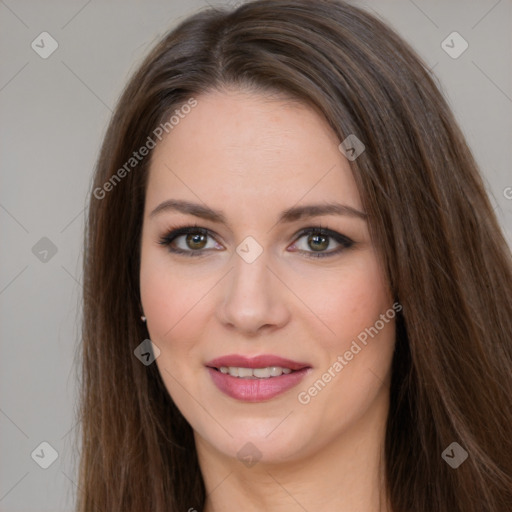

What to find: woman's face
left=140, top=89, right=397, bottom=464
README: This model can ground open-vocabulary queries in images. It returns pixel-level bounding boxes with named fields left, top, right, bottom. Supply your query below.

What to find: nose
left=215, top=248, right=290, bottom=336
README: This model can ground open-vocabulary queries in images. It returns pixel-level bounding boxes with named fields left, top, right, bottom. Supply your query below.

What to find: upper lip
left=206, top=354, right=310, bottom=371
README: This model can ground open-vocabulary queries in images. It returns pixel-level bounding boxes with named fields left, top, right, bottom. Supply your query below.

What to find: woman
left=77, top=1, right=512, bottom=511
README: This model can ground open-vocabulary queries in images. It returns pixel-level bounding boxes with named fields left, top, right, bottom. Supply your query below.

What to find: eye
left=289, top=227, right=354, bottom=258
left=158, top=225, right=221, bottom=257
left=158, top=225, right=354, bottom=259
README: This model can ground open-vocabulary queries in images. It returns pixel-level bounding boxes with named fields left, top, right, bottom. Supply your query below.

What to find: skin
left=140, top=88, right=396, bottom=512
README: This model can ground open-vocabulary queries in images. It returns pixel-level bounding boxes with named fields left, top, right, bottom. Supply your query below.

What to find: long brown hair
left=76, top=1, right=512, bottom=510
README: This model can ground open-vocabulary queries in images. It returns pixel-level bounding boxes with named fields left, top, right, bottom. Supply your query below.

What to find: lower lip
left=207, top=367, right=310, bottom=402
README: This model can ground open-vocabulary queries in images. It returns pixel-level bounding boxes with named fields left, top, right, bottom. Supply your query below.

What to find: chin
left=191, top=405, right=328, bottom=467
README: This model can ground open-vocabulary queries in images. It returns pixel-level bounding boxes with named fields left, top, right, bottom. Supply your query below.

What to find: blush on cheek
left=321, top=286, right=391, bottom=347
left=143, top=283, right=211, bottom=353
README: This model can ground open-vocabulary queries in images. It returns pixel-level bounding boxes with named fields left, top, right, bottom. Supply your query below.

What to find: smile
left=217, top=366, right=293, bottom=378
left=206, top=354, right=312, bottom=402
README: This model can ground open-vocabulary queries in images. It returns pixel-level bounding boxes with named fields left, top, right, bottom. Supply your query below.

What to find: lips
left=205, top=354, right=312, bottom=402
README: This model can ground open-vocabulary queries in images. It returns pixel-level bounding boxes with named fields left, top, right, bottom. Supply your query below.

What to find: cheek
left=139, top=251, right=217, bottom=425
left=295, top=256, right=396, bottom=438
left=139, top=247, right=201, bottom=346
left=139, top=246, right=222, bottom=383
left=313, top=251, right=393, bottom=353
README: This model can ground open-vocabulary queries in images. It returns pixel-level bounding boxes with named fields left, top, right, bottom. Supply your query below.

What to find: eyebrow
left=149, top=199, right=367, bottom=224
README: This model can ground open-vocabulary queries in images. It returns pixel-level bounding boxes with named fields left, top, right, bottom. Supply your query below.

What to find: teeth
left=220, top=366, right=294, bottom=379
left=237, top=367, right=253, bottom=378
left=254, top=367, right=271, bottom=378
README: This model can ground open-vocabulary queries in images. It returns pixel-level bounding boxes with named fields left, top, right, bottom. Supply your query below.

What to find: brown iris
left=186, top=232, right=208, bottom=250
left=308, top=233, right=329, bottom=252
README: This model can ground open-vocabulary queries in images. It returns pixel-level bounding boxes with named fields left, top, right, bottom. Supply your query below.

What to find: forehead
left=146, top=90, right=362, bottom=215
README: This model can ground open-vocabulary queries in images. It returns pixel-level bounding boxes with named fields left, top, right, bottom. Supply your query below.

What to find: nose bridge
left=217, top=238, right=289, bottom=333
left=233, top=241, right=271, bottom=292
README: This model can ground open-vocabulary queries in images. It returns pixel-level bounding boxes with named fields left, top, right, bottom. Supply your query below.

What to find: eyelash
left=157, top=224, right=355, bottom=259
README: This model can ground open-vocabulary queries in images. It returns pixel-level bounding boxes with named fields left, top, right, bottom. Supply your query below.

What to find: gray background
left=0, top=0, right=511, bottom=510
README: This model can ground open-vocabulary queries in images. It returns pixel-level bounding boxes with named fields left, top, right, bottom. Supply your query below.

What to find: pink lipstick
left=206, top=354, right=311, bottom=402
